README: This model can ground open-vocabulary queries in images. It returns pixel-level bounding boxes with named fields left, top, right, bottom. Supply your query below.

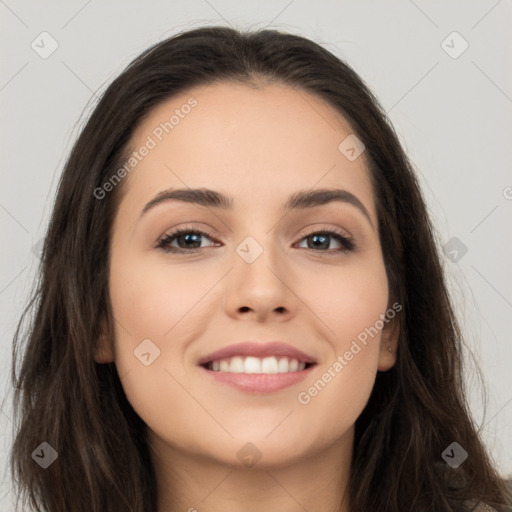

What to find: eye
left=156, top=225, right=219, bottom=253
left=156, top=225, right=355, bottom=254
left=295, top=226, right=355, bottom=254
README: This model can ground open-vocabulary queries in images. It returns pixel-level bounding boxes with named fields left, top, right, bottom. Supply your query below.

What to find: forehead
left=120, top=81, right=376, bottom=219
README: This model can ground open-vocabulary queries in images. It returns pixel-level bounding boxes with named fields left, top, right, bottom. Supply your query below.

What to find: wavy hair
left=10, top=25, right=511, bottom=511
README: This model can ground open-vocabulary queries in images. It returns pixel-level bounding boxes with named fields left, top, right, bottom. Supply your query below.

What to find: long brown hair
left=10, top=25, right=511, bottom=511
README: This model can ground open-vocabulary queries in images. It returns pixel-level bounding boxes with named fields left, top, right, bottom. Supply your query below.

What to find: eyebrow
left=140, top=187, right=374, bottom=228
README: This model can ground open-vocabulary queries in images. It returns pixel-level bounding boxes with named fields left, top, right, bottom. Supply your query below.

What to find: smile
left=197, top=341, right=318, bottom=392
left=202, top=356, right=314, bottom=374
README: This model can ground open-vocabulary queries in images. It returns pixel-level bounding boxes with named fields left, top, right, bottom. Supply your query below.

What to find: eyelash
left=156, top=224, right=356, bottom=256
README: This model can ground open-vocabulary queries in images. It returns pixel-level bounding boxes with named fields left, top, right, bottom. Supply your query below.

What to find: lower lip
left=199, top=365, right=315, bottom=393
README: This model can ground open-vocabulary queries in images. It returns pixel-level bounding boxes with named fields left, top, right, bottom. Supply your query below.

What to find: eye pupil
left=179, top=233, right=201, bottom=248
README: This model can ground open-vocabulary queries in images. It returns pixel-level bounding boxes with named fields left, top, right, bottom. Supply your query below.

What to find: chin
left=204, top=433, right=316, bottom=470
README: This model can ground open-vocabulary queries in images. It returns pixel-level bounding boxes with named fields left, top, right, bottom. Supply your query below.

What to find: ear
left=377, top=314, right=400, bottom=372
left=94, top=318, right=115, bottom=363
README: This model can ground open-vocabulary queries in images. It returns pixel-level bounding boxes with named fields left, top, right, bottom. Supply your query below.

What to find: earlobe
left=377, top=316, right=400, bottom=372
left=94, top=333, right=115, bottom=363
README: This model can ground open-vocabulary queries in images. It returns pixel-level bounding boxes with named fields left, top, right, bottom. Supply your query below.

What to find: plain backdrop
left=1, top=0, right=511, bottom=508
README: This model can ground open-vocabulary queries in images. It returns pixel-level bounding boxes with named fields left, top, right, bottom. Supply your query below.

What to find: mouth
left=197, top=341, right=318, bottom=393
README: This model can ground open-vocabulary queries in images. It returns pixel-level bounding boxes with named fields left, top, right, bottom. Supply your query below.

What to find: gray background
left=1, top=0, right=511, bottom=508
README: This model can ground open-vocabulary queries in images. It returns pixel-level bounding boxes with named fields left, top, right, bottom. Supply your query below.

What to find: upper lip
left=197, top=341, right=317, bottom=366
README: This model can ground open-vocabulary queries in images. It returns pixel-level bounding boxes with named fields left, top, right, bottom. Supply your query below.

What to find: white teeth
left=243, top=356, right=261, bottom=373
left=229, top=356, right=244, bottom=373
left=278, top=357, right=289, bottom=373
left=208, top=356, right=310, bottom=374
left=262, top=356, right=279, bottom=374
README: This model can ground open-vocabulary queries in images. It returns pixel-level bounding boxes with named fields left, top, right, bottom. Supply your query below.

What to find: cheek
left=307, top=258, right=389, bottom=351
left=109, top=252, right=213, bottom=343
left=292, top=259, right=388, bottom=428
left=108, top=253, right=212, bottom=424
left=108, top=252, right=209, bottom=383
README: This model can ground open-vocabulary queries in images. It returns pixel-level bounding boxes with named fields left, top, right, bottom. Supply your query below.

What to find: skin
left=95, top=82, right=400, bottom=512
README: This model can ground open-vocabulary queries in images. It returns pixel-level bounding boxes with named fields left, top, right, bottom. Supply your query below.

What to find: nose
left=222, top=236, right=297, bottom=323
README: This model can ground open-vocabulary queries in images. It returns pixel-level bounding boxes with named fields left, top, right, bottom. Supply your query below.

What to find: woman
left=10, top=25, right=511, bottom=511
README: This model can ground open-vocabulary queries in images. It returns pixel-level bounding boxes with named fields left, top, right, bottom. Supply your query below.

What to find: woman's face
left=97, top=82, right=399, bottom=468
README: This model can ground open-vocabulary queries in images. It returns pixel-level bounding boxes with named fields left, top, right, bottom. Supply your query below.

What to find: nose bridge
left=222, top=223, right=292, bottom=318
left=231, top=203, right=281, bottom=268
left=234, top=229, right=282, bottom=286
